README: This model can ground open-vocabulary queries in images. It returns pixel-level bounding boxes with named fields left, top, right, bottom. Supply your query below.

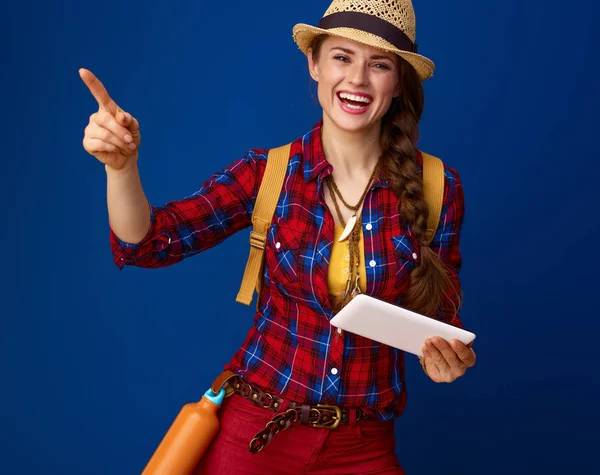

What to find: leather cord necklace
left=326, top=162, right=380, bottom=311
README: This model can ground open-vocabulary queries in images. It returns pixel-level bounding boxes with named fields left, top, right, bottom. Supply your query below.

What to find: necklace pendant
left=338, top=214, right=358, bottom=242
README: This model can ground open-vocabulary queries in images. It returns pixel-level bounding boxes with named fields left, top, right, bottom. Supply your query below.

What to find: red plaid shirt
left=111, top=121, right=465, bottom=419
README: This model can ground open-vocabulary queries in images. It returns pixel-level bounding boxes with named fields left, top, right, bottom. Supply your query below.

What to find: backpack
left=236, top=143, right=445, bottom=306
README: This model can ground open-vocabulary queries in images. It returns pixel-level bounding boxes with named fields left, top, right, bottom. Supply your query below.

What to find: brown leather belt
left=224, top=374, right=373, bottom=454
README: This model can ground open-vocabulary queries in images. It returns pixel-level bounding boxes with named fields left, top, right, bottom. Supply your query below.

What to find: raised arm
left=80, top=68, right=267, bottom=270
left=80, top=68, right=150, bottom=244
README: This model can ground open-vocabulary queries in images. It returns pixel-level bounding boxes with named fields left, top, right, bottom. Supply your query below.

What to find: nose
left=347, top=62, right=369, bottom=87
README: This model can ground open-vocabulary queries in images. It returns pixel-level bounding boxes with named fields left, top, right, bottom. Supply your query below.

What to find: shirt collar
left=301, top=120, right=389, bottom=189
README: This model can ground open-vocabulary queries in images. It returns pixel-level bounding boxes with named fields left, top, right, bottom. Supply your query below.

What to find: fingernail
left=435, top=338, right=442, bottom=345
left=124, top=134, right=132, bottom=143
left=128, top=143, right=136, bottom=150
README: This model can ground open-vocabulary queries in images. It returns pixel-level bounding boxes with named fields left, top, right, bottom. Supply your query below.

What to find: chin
left=329, top=111, right=380, bottom=134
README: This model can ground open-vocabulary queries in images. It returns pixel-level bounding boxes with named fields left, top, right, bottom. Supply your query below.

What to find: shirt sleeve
left=110, top=149, right=267, bottom=270
left=430, top=166, right=466, bottom=328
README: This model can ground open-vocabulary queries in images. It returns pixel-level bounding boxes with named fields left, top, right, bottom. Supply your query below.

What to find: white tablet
left=329, top=294, right=475, bottom=357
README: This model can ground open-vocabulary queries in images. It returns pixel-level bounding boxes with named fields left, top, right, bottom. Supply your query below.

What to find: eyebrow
left=330, top=46, right=395, bottom=62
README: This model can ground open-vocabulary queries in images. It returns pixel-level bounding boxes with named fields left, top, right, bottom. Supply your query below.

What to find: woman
left=80, top=0, right=476, bottom=473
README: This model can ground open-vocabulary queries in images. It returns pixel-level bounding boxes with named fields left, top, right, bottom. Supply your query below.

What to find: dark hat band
left=318, top=11, right=418, bottom=54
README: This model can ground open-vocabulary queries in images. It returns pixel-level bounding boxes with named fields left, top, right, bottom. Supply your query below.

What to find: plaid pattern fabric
left=110, top=120, right=465, bottom=420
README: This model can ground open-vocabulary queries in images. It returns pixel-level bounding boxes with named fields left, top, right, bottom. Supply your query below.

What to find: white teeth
left=338, top=92, right=372, bottom=104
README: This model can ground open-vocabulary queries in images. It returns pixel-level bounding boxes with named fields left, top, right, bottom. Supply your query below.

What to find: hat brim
left=292, top=23, right=435, bottom=82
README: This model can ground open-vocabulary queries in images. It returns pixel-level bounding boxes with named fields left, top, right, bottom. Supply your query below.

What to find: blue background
left=3, top=0, right=599, bottom=473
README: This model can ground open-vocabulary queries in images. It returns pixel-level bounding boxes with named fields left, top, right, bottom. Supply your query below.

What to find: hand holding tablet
left=329, top=294, right=476, bottom=357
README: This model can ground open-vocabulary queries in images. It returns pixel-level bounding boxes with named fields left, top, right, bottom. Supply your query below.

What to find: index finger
left=79, top=68, right=116, bottom=114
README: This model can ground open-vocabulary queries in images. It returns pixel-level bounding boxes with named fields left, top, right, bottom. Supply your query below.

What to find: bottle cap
left=203, top=387, right=225, bottom=406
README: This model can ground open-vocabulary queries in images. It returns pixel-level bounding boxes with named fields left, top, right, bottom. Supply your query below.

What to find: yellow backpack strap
left=236, top=143, right=292, bottom=306
left=420, top=151, right=445, bottom=244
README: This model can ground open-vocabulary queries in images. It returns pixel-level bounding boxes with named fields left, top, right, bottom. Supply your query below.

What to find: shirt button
left=337, top=328, right=342, bottom=335
left=412, top=252, right=418, bottom=260
left=331, top=368, right=338, bottom=375
left=275, top=242, right=281, bottom=249
left=369, top=260, right=376, bottom=267
left=365, top=223, right=373, bottom=231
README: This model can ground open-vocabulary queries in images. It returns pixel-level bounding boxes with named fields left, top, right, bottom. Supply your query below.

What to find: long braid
left=380, top=60, right=459, bottom=317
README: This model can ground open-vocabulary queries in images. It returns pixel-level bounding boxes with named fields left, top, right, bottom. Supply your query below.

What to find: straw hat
left=292, top=0, right=435, bottom=82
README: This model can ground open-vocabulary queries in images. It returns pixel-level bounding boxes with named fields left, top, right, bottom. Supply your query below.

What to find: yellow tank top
left=328, top=225, right=367, bottom=297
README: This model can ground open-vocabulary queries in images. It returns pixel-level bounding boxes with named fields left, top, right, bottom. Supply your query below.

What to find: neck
left=321, top=114, right=382, bottom=179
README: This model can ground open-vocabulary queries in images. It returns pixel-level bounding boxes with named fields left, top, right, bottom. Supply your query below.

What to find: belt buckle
left=312, top=404, right=342, bottom=429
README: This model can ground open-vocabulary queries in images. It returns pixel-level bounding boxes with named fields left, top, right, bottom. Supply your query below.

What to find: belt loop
left=300, top=405, right=311, bottom=425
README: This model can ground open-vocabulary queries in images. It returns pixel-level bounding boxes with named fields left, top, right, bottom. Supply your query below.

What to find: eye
left=373, top=62, right=392, bottom=71
left=334, top=55, right=350, bottom=63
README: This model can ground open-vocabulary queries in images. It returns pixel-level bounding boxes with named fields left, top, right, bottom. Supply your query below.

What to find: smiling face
left=308, top=36, right=402, bottom=135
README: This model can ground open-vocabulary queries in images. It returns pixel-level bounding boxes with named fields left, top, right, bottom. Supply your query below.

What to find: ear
left=393, top=83, right=402, bottom=98
left=307, top=48, right=320, bottom=82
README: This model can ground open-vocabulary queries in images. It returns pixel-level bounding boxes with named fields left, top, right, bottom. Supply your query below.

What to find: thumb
left=117, top=110, right=140, bottom=134
left=116, top=109, right=129, bottom=126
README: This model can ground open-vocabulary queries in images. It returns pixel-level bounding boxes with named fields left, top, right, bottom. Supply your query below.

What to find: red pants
left=194, top=392, right=404, bottom=475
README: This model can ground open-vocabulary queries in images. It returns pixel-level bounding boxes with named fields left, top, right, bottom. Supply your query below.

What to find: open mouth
left=337, top=91, right=373, bottom=111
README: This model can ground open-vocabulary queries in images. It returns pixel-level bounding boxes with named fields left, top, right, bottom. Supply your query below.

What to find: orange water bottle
left=142, top=387, right=225, bottom=475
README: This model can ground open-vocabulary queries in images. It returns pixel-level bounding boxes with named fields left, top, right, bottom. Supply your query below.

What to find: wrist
left=105, top=156, right=139, bottom=176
